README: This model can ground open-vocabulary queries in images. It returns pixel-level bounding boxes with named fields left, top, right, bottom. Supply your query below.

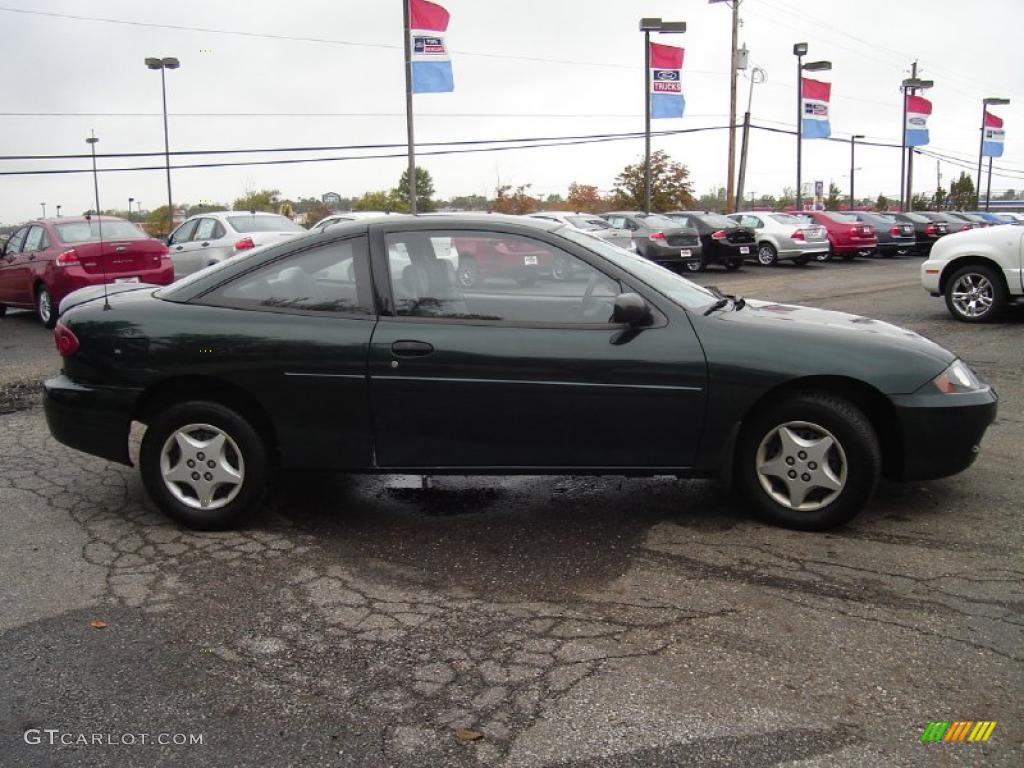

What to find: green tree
left=447, top=194, right=488, bottom=211
left=612, top=150, right=694, bottom=212
left=303, top=202, right=333, bottom=227
left=393, top=167, right=436, bottom=212
left=232, top=189, right=281, bottom=213
left=490, top=184, right=539, bottom=215
left=825, top=182, right=842, bottom=210
left=776, top=187, right=796, bottom=210
left=932, top=186, right=948, bottom=211
left=875, top=194, right=891, bottom=212
left=353, top=189, right=408, bottom=212
left=545, top=193, right=565, bottom=206
left=145, top=205, right=174, bottom=237
left=911, top=193, right=931, bottom=211
left=695, top=186, right=726, bottom=212
left=949, top=172, right=976, bottom=210
left=185, top=202, right=225, bottom=218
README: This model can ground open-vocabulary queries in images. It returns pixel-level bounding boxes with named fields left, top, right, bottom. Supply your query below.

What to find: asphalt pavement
left=0, top=256, right=1021, bottom=767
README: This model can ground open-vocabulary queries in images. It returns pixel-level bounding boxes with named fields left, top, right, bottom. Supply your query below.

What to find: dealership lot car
left=848, top=212, right=916, bottom=257
left=662, top=212, right=756, bottom=272
left=727, top=211, right=829, bottom=266
left=167, top=211, right=306, bottom=278
left=0, top=216, right=172, bottom=327
left=600, top=212, right=701, bottom=270
left=798, top=211, right=878, bottom=261
left=44, top=215, right=996, bottom=532
left=922, top=222, right=1024, bottom=321
left=893, top=211, right=948, bottom=255
left=525, top=212, right=635, bottom=252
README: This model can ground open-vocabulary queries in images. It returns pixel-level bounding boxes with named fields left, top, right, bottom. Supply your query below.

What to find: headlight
left=930, top=360, right=984, bottom=394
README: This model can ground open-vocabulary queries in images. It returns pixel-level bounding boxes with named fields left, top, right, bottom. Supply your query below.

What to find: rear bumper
left=889, top=387, right=998, bottom=481
left=832, top=240, right=878, bottom=254
left=646, top=242, right=703, bottom=264
left=43, top=374, right=141, bottom=466
left=876, top=240, right=916, bottom=254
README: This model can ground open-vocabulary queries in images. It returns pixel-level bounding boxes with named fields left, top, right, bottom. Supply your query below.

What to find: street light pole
left=978, top=97, right=1010, bottom=209
left=145, top=56, right=180, bottom=231
left=129, top=197, right=134, bottom=221
left=709, top=0, right=742, bottom=212
left=899, top=70, right=933, bottom=211
left=56, top=205, right=62, bottom=218
left=849, top=134, right=864, bottom=209
left=639, top=18, right=686, bottom=214
left=736, top=66, right=765, bottom=208
left=793, top=44, right=831, bottom=212
left=40, top=202, right=46, bottom=219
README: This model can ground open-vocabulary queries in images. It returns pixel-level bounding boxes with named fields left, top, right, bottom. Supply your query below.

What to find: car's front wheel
left=737, top=393, right=880, bottom=530
left=684, top=256, right=705, bottom=273
left=140, top=401, right=268, bottom=530
left=944, top=264, right=1007, bottom=323
left=36, top=285, right=57, bottom=329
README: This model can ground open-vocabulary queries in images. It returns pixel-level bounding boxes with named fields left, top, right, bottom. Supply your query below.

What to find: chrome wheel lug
left=187, top=459, right=195, bottom=468
left=191, top=472, right=200, bottom=481
left=802, top=473, right=811, bottom=482
left=788, top=470, right=798, bottom=479
left=798, top=451, right=807, bottom=460
left=207, top=460, right=216, bottom=468
left=785, top=456, right=795, bottom=466
left=197, top=452, right=205, bottom=460
left=808, top=461, right=818, bottom=470
left=204, top=472, right=213, bottom=481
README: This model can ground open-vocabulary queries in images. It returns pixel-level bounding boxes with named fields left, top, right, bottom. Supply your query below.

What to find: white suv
left=922, top=225, right=1023, bottom=322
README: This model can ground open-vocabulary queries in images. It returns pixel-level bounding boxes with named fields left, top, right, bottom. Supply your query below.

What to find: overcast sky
left=1, top=0, right=1022, bottom=224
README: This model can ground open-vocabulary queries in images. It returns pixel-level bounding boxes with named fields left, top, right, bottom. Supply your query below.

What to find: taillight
left=56, top=249, right=80, bottom=267
left=959, top=224, right=970, bottom=231
left=235, top=237, right=255, bottom=250
left=925, top=224, right=937, bottom=236
left=711, top=230, right=727, bottom=240
left=648, top=231, right=666, bottom=241
left=791, top=229, right=805, bottom=241
left=54, top=321, right=79, bottom=356
left=889, top=225, right=901, bottom=236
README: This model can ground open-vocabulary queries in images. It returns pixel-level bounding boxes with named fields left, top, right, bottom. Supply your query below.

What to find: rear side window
left=194, top=218, right=221, bottom=241
left=201, top=237, right=373, bottom=316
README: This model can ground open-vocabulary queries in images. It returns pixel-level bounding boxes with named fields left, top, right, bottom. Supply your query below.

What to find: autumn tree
left=612, top=150, right=694, bottom=212
left=303, top=202, right=333, bottom=227
left=393, top=167, right=437, bottom=212
left=232, top=189, right=281, bottom=213
left=490, top=184, right=539, bottom=215
left=566, top=183, right=605, bottom=213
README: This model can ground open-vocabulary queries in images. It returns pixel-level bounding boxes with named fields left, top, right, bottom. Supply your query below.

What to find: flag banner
left=650, top=42, right=684, bottom=119
left=410, top=0, right=453, bottom=93
left=801, top=78, right=831, bottom=139
left=983, top=111, right=1005, bottom=157
left=905, top=95, right=931, bottom=147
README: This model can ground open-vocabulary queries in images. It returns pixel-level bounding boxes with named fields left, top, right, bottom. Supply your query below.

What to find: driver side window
left=170, top=220, right=199, bottom=245
left=385, top=231, right=622, bottom=325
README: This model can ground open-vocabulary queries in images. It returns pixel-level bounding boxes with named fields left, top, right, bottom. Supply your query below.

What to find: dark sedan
left=663, top=211, right=755, bottom=272
left=44, top=215, right=996, bottom=532
left=847, top=212, right=916, bottom=257
left=600, top=212, right=702, bottom=271
left=893, top=212, right=948, bottom=255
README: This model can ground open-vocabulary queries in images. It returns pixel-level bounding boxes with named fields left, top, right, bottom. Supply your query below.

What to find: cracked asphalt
left=0, top=257, right=1021, bottom=767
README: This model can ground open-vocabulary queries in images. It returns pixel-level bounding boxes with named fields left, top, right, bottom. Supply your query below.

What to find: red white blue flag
left=650, top=43, right=684, bottom=119
left=801, top=78, right=831, bottom=139
left=982, top=111, right=1005, bottom=157
left=410, top=0, right=453, bottom=93
left=905, top=95, right=931, bottom=147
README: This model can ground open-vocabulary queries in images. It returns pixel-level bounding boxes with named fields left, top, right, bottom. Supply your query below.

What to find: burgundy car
left=799, top=211, right=878, bottom=261
left=0, top=216, right=173, bottom=327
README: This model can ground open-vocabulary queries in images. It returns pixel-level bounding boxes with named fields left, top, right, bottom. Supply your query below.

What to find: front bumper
left=43, top=374, right=141, bottom=466
left=889, top=387, right=998, bottom=481
left=920, top=258, right=943, bottom=295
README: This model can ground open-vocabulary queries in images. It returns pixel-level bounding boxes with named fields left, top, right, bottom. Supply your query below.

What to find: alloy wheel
left=37, top=289, right=53, bottom=324
left=755, top=421, right=847, bottom=512
left=950, top=272, right=994, bottom=319
left=757, top=245, right=777, bottom=266
left=159, top=423, right=245, bottom=511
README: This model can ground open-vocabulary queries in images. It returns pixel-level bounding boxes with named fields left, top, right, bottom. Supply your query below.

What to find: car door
left=167, top=219, right=200, bottom=277
left=0, top=227, right=30, bottom=303
left=366, top=225, right=707, bottom=469
left=19, top=226, right=51, bottom=301
left=191, top=217, right=231, bottom=269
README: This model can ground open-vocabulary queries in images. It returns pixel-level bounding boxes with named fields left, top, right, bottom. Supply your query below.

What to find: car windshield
left=56, top=220, right=147, bottom=243
left=769, top=214, right=803, bottom=226
left=557, top=227, right=717, bottom=311
left=227, top=214, right=305, bottom=233
left=567, top=216, right=610, bottom=230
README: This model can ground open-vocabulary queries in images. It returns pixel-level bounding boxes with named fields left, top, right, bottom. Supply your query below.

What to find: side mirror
left=612, top=292, right=653, bottom=326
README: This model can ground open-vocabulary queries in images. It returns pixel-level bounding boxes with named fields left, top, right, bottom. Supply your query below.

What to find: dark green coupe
left=44, top=215, right=997, bottom=531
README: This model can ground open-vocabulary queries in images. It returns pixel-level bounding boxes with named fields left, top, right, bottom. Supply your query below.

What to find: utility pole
left=905, top=61, right=918, bottom=210
left=935, top=160, right=942, bottom=210
left=726, top=1, right=739, bottom=212
left=736, top=65, right=764, bottom=209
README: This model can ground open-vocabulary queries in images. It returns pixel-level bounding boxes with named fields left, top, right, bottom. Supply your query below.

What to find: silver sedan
left=728, top=211, right=830, bottom=266
left=525, top=212, right=636, bottom=251
left=167, top=211, right=306, bottom=278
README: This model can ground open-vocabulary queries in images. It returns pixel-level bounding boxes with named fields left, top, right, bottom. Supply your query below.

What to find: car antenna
left=86, top=131, right=110, bottom=312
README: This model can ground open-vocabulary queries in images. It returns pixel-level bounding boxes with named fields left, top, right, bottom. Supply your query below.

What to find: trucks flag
left=801, top=78, right=832, bottom=139
left=905, top=95, right=932, bottom=147
left=410, top=0, right=453, bottom=93
left=982, top=111, right=1005, bottom=157
left=650, top=43, right=684, bottom=119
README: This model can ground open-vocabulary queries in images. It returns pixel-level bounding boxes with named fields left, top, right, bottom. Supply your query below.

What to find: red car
left=0, top=216, right=173, bottom=327
left=798, top=211, right=878, bottom=261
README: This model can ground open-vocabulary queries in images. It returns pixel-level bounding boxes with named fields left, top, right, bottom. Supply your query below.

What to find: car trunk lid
left=72, top=238, right=168, bottom=276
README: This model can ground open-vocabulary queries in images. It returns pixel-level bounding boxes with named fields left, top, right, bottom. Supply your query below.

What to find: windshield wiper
left=703, top=292, right=746, bottom=315
left=703, top=297, right=730, bottom=316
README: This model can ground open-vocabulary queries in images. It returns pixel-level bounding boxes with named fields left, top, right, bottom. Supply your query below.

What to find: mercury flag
left=410, top=0, right=453, bottom=93
left=650, top=43, right=684, bottom=119
left=982, top=111, right=1005, bottom=157
left=801, top=78, right=831, bottom=139
left=905, top=95, right=931, bottom=147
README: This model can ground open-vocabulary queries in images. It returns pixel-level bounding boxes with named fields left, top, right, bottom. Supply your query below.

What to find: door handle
left=201, top=241, right=210, bottom=247
left=391, top=340, right=434, bottom=357
left=174, top=245, right=183, bottom=251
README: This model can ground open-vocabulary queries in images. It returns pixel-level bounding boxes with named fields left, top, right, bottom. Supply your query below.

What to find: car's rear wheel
left=684, top=256, right=705, bottom=273
left=944, top=264, right=1007, bottom=323
left=737, top=393, right=880, bottom=530
left=725, top=259, right=743, bottom=271
left=815, top=250, right=831, bottom=262
left=756, top=243, right=778, bottom=266
left=140, top=401, right=268, bottom=530
left=36, top=285, right=57, bottom=329
left=456, top=257, right=480, bottom=288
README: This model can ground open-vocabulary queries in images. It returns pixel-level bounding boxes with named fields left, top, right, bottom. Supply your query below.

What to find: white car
left=309, top=211, right=409, bottom=233
left=728, top=211, right=830, bottom=266
left=167, top=211, right=306, bottom=277
left=525, top=212, right=636, bottom=251
left=922, top=225, right=1024, bottom=322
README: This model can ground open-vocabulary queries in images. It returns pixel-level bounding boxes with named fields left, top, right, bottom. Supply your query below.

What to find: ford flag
left=801, top=78, right=831, bottom=139
left=905, top=95, right=931, bottom=147
left=410, top=0, right=453, bottom=93
left=650, top=43, right=684, bottom=119
left=982, top=111, right=1005, bottom=157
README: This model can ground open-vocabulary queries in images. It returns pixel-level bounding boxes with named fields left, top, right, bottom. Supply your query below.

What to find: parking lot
left=1, top=256, right=1021, bottom=766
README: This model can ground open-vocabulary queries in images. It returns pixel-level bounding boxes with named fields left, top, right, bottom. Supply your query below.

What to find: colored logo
left=414, top=36, right=446, bottom=55
left=653, top=69, right=679, bottom=81
left=804, top=103, right=828, bottom=117
left=920, top=721, right=997, bottom=743
left=909, top=116, right=927, bottom=126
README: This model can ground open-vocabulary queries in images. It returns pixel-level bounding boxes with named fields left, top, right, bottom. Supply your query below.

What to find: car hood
left=692, top=299, right=956, bottom=394
left=931, top=224, right=1023, bottom=260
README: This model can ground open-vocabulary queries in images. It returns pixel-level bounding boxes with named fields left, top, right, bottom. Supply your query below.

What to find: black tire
left=36, top=285, right=57, bottom=328
left=895, top=248, right=911, bottom=257
left=756, top=243, right=778, bottom=266
left=724, top=259, right=743, bottom=271
left=140, top=400, right=269, bottom=530
left=456, top=257, right=480, bottom=288
left=684, top=257, right=705, bottom=273
left=943, top=264, right=1008, bottom=323
left=815, top=249, right=831, bottom=262
left=736, top=392, right=880, bottom=531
